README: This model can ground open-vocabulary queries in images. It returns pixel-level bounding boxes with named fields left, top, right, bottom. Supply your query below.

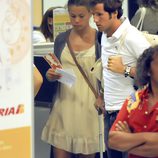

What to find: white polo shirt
left=101, top=17, right=150, bottom=111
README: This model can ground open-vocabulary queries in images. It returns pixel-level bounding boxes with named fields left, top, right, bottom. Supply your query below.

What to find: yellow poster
left=0, top=0, right=33, bottom=158
left=53, top=8, right=72, bottom=41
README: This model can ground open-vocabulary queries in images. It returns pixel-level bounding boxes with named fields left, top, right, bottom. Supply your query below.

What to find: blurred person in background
left=40, top=7, right=62, bottom=42
left=131, top=0, right=158, bottom=34
left=34, top=65, right=43, bottom=97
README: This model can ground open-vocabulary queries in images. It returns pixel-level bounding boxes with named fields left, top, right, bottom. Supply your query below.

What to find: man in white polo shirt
left=90, top=0, right=150, bottom=158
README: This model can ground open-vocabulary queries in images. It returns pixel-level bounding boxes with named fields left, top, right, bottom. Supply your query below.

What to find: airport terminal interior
left=0, top=0, right=157, bottom=158
left=33, top=0, right=156, bottom=158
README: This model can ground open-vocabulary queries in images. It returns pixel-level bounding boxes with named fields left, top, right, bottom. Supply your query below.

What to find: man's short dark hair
left=89, top=0, right=123, bottom=19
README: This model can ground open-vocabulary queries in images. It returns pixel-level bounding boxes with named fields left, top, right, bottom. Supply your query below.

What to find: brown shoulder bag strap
left=66, top=36, right=98, bottom=98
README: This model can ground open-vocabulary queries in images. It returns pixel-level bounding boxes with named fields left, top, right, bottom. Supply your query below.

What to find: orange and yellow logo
left=0, top=104, right=24, bottom=116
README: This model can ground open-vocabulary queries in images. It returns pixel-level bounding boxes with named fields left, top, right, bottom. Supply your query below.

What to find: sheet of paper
left=56, top=68, right=76, bottom=88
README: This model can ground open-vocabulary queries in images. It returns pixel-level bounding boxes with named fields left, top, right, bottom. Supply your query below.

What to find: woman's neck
left=148, top=83, right=158, bottom=109
left=150, top=81, right=158, bottom=99
left=150, top=88, right=158, bottom=99
left=69, top=26, right=96, bottom=51
left=72, top=26, right=94, bottom=37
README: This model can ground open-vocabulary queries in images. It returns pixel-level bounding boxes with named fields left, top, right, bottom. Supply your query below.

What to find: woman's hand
left=94, top=95, right=105, bottom=114
left=115, top=121, right=131, bottom=133
left=46, top=68, right=62, bottom=81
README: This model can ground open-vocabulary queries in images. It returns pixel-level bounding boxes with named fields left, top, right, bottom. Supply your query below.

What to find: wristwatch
left=124, top=65, right=131, bottom=77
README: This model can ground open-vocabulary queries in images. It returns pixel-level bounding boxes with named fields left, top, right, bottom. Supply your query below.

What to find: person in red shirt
left=108, top=45, right=158, bottom=158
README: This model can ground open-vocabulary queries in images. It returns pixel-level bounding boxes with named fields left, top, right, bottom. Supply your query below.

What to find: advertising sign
left=53, top=8, right=72, bottom=41
left=0, top=0, right=33, bottom=158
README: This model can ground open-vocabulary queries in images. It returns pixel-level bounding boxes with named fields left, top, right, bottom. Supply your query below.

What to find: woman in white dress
left=41, top=0, right=103, bottom=158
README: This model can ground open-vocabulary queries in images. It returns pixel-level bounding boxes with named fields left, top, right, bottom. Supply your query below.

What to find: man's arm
left=129, top=133, right=158, bottom=157
left=108, top=131, right=146, bottom=152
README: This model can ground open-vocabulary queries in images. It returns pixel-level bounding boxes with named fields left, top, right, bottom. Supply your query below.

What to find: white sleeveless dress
left=41, top=44, right=104, bottom=154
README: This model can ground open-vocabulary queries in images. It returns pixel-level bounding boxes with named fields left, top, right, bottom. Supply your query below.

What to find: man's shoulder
left=126, top=25, right=142, bottom=39
left=125, top=26, right=150, bottom=46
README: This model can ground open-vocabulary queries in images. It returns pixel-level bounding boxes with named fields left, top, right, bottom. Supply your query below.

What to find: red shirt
left=111, top=87, right=158, bottom=158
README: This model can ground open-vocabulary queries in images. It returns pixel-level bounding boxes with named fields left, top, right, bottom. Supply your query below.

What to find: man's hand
left=107, top=55, right=125, bottom=74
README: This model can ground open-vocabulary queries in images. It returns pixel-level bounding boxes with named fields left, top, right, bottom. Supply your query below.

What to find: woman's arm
left=108, top=131, right=146, bottom=152
left=34, top=66, right=43, bottom=97
left=129, top=133, right=158, bottom=157
left=109, top=131, right=158, bottom=157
